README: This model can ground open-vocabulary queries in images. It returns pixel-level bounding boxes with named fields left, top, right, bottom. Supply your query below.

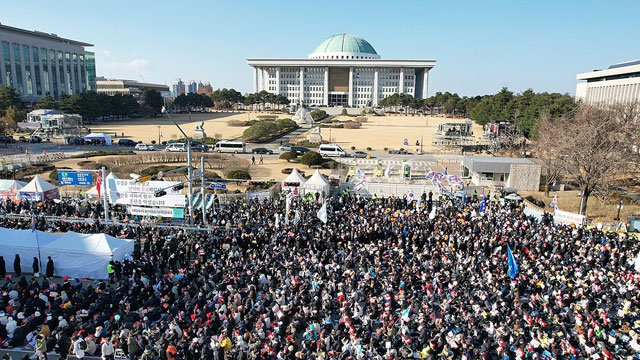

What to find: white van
left=213, top=140, right=246, bottom=154
left=319, top=143, right=347, bottom=157
left=165, top=143, right=186, bottom=152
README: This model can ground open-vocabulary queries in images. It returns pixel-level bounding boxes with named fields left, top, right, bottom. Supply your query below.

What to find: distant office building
left=172, top=78, right=185, bottom=97
left=247, top=33, right=436, bottom=107
left=576, top=60, right=640, bottom=105
left=196, top=81, right=204, bottom=92
left=186, top=80, right=197, bottom=95
left=0, top=22, right=94, bottom=102
left=197, top=83, right=213, bottom=94
left=96, top=78, right=169, bottom=97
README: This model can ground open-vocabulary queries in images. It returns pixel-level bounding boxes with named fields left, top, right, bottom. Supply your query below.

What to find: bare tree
left=534, top=112, right=565, bottom=198
left=537, top=102, right=640, bottom=215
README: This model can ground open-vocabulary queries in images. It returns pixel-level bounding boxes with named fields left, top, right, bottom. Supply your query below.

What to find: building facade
left=247, top=34, right=436, bottom=107
left=576, top=60, right=640, bottom=105
left=0, top=22, right=93, bottom=102
left=172, top=78, right=185, bottom=97
left=96, top=78, right=169, bottom=97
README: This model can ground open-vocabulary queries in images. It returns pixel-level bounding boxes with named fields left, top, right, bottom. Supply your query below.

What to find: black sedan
left=252, top=147, right=274, bottom=154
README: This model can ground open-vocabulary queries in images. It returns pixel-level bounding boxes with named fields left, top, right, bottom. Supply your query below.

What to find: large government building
left=576, top=60, right=640, bottom=106
left=247, top=34, right=436, bottom=107
left=0, top=22, right=95, bottom=102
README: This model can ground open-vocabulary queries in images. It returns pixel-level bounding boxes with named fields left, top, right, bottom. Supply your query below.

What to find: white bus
left=213, top=140, right=246, bottom=153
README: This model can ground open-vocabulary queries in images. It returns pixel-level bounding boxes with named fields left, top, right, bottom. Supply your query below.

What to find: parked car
left=290, top=146, right=311, bottom=156
left=352, top=151, right=369, bottom=158
left=191, top=144, right=208, bottom=152
left=118, top=139, right=137, bottom=147
left=18, top=136, right=27, bottom=142
left=66, top=136, right=83, bottom=145
left=135, top=143, right=154, bottom=151
left=28, top=135, right=42, bottom=143
left=165, top=143, right=186, bottom=152
left=0, top=135, right=15, bottom=143
left=252, top=147, right=273, bottom=154
left=279, top=145, right=292, bottom=152
left=388, top=149, right=411, bottom=155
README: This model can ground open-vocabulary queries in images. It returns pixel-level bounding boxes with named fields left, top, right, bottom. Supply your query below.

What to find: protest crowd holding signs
left=0, top=191, right=639, bottom=359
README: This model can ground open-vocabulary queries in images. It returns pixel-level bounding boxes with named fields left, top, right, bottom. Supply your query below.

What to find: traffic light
left=154, top=190, right=167, bottom=197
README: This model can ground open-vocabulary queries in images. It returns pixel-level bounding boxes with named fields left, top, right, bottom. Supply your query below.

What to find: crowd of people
left=0, top=192, right=639, bottom=359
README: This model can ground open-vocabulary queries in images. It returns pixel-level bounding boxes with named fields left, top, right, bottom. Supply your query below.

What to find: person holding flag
left=317, top=202, right=328, bottom=224
left=507, top=245, right=519, bottom=279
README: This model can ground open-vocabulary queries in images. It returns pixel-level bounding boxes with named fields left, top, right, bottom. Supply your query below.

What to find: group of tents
left=0, top=228, right=134, bottom=279
left=281, top=169, right=330, bottom=198
left=0, top=176, right=59, bottom=202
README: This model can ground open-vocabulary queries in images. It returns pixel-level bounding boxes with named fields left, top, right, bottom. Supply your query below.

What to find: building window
left=32, top=47, right=42, bottom=95
left=2, top=42, right=11, bottom=87
left=41, top=48, right=50, bottom=96
left=65, top=52, right=72, bottom=94
left=22, top=45, right=33, bottom=95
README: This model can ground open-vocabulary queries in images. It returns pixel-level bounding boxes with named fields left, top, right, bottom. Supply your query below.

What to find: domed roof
left=309, top=34, right=380, bottom=59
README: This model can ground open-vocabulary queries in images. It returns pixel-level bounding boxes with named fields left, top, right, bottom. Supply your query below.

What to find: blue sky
left=3, top=0, right=639, bottom=96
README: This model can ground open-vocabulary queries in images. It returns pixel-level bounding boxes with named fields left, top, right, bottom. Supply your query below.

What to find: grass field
left=87, top=112, right=255, bottom=144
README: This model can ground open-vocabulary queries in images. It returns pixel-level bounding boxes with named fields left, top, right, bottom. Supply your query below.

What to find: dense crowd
left=0, top=193, right=639, bottom=359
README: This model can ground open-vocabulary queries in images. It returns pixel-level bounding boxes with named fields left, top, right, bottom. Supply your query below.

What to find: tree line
left=378, top=88, right=576, bottom=139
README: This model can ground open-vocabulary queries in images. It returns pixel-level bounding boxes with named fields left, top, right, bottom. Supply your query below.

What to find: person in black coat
left=32, top=257, right=39, bottom=275
left=0, top=256, right=5, bottom=278
left=13, top=254, right=21, bottom=276
left=46, top=256, right=54, bottom=278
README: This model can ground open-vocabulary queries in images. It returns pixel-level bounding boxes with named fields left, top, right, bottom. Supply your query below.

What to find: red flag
left=96, top=171, right=103, bottom=198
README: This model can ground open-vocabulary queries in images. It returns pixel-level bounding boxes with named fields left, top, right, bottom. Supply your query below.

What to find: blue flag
left=479, top=196, right=487, bottom=214
left=507, top=245, right=518, bottom=279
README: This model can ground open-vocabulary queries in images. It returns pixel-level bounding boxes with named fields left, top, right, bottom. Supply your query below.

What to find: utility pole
left=187, top=138, right=193, bottom=225
left=201, top=156, right=206, bottom=225
left=102, top=166, right=109, bottom=224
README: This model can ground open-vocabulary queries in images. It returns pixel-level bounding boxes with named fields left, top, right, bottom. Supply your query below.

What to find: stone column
left=422, top=69, right=429, bottom=99
left=398, top=68, right=404, bottom=94
left=348, top=67, right=353, bottom=107
left=299, top=67, right=304, bottom=105
left=373, top=69, right=379, bottom=106
left=275, top=67, right=281, bottom=95
left=262, top=68, right=267, bottom=92
left=253, top=67, right=258, bottom=93
left=323, top=67, right=329, bottom=106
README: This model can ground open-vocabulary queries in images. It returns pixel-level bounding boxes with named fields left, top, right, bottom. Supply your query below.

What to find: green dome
left=310, top=34, right=378, bottom=57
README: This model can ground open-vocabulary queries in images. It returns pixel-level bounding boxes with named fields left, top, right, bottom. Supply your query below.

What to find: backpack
left=79, top=339, right=87, bottom=350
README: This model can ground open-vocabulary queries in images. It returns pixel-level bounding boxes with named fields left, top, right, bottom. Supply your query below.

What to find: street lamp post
left=163, top=110, right=194, bottom=225
left=157, top=126, right=161, bottom=145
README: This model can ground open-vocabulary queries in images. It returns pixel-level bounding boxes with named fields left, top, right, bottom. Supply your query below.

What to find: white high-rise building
left=576, top=60, right=640, bottom=106
left=247, top=34, right=436, bottom=107
left=0, top=22, right=94, bottom=102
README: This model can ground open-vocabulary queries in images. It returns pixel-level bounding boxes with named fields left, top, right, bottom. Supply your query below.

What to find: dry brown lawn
left=302, top=114, right=484, bottom=151
left=519, top=190, right=640, bottom=221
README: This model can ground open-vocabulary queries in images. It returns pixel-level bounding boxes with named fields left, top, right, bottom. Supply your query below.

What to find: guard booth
left=403, top=162, right=412, bottom=179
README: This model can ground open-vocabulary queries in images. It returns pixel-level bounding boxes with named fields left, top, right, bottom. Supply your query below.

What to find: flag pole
left=32, top=216, right=42, bottom=274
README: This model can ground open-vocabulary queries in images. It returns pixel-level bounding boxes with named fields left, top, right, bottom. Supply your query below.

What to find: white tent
left=42, top=232, right=134, bottom=279
left=281, top=169, right=306, bottom=194
left=0, top=228, right=59, bottom=275
left=301, top=170, right=330, bottom=197
left=18, top=175, right=59, bottom=201
left=0, top=180, right=26, bottom=200
left=84, top=132, right=112, bottom=146
left=0, top=179, right=26, bottom=192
